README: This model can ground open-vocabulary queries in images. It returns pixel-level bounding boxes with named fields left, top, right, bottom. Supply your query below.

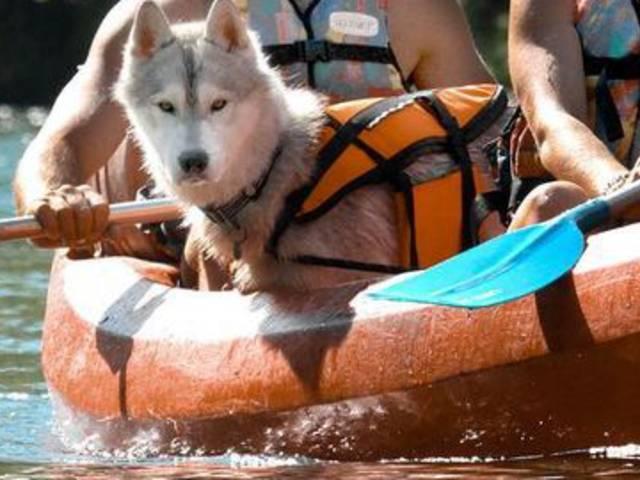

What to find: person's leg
left=509, top=181, right=589, bottom=230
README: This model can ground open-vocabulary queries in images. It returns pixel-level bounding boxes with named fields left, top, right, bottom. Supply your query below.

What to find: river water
left=1, top=106, right=640, bottom=478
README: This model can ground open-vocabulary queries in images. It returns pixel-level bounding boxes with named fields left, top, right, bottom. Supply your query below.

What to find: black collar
left=199, top=142, right=283, bottom=236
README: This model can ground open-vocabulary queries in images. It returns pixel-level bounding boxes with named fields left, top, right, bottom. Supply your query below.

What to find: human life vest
left=577, top=0, right=640, bottom=167
left=268, top=84, right=508, bottom=273
left=233, top=0, right=409, bottom=102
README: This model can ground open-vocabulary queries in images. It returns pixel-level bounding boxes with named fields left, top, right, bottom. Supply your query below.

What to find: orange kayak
left=42, top=223, right=640, bottom=461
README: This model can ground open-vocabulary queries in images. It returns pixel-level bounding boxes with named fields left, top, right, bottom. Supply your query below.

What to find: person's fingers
left=48, top=195, right=76, bottom=246
left=30, top=198, right=60, bottom=242
left=72, top=202, right=93, bottom=246
left=62, top=186, right=93, bottom=246
left=82, top=187, right=110, bottom=241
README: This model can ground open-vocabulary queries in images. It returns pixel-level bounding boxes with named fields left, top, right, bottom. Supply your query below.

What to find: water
left=1, top=106, right=640, bottom=478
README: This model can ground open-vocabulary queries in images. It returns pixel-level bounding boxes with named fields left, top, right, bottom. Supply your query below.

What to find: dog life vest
left=268, top=84, right=508, bottom=273
left=233, top=0, right=408, bottom=102
left=577, top=0, right=640, bottom=166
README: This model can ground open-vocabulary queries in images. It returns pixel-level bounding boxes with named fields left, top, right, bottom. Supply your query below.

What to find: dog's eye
left=210, top=99, right=227, bottom=113
left=157, top=101, right=176, bottom=114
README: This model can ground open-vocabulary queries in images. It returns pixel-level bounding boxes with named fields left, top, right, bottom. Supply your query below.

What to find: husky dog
left=115, top=0, right=404, bottom=292
left=116, top=0, right=506, bottom=292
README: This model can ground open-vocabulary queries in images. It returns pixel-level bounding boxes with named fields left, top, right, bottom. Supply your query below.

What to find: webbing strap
left=393, top=172, right=419, bottom=269
left=291, top=255, right=406, bottom=274
left=263, top=41, right=394, bottom=66
left=583, top=56, right=633, bottom=143
left=583, top=54, right=640, bottom=79
left=419, top=92, right=478, bottom=249
left=594, top=70, right=625, bottom=142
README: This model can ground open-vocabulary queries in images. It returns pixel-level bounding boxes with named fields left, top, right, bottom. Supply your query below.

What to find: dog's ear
left=204, top=0, right=250, bottom=51
left=128, top=0, right=174, bottom=59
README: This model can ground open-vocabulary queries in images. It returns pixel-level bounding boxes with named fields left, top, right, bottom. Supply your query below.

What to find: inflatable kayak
left=42, top=223, right=640, bottom=461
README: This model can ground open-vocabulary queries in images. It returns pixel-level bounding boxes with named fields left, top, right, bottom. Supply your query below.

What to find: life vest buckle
left=295, top=40, right=331, bottom=63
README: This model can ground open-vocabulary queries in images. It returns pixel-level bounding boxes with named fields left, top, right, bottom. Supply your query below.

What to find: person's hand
left=25, top=184, right=109, bottom=257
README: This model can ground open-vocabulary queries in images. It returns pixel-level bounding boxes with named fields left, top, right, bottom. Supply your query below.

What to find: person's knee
left=510, top=181, right=588, bottom=229
left=527, top=181, right=588, bottom=216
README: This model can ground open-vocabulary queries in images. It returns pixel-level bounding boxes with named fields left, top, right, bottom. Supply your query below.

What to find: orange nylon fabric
left=436, top=84, right=500, bottom=128
left=401, top=164, right=490, bottom=269
left=406, top=172, right=464, bottom=268
left=358, top=102, right=448, bottom=158
left=302, top=145, right=377, bottom=214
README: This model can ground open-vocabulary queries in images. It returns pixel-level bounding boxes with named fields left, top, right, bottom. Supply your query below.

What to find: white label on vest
left=329, top=12, right=380, bottom=37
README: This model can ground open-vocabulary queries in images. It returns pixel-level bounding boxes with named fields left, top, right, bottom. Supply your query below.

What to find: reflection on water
left=3, top=457, right=640, bottom=479
left=1, top=105, right=640, bottom=478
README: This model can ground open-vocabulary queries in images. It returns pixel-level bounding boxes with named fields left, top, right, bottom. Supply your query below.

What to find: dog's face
left=115, top=0, right=282, bottom=206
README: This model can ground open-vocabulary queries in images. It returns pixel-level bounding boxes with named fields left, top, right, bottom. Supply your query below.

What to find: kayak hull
left=43, top=224, right=640, bottom=460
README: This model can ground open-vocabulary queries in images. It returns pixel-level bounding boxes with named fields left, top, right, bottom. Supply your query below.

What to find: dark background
left=0, top=0, right=509, bottom=106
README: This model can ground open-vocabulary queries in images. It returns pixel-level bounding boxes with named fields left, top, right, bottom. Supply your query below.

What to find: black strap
left=286, top=0, right=323, bottom=87
left=594, top=69, right=625, bottom=142
left=292, top=255, right=406, bottom=275
left=288, top=0, right=321, bottom=17
left=200, top=143, right=282, bottom=232
left=419, top=92, right=477, bottom=250
left=263, top=41, right=395, bottom=66
left=392, top=172, right=419, bottom=269
left=581, top=56, right=627, bottom=142
left=583, top=53, right=640, bottom=79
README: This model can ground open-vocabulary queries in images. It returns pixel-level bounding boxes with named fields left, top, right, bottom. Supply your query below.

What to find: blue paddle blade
left=368, top=217, right=586, bottom=309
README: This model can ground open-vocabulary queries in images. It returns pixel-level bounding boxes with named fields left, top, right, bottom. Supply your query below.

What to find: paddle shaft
left=573, top=179, right=640, bottom=232
left=605, top=179, right=640, bottom=217
left=0, top=198, right=182, bottom=242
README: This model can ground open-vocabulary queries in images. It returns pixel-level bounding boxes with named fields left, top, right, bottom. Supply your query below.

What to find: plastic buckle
left=296, top=40, right=330, bottom=62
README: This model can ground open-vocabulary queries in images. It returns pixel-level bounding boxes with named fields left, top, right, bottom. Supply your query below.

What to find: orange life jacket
left=268, top=84, right=508, bottom=273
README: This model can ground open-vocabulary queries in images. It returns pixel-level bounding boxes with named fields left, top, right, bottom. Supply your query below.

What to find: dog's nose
left=179, top=150, right=209, bottom=175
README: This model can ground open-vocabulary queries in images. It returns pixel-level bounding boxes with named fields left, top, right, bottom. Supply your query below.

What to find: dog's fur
left=115, top=0, right=502, bottom=292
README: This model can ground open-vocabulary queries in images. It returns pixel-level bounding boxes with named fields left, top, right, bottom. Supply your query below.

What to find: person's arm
left=13, top=1, right=143, bottom=250
left=13, top=0, right=212, bottom=250
left=509, top=0, right=628, bottom=197
left=389, top=0, right=494, bottom=89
